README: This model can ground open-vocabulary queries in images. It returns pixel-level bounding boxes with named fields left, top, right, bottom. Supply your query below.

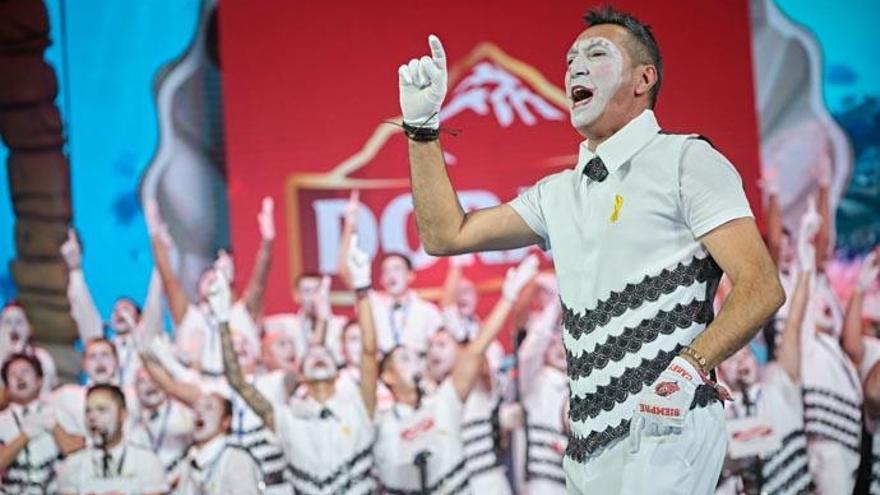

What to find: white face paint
left=83, top=341, right=118, bottom=384
left=302, top=346, right=338, bottom=382
left=214, top=250, right=235, bottom=284
left=232, top=331, right=257, bottom=374
left=719, top=346, right=758, bottom=388
left=427, top=331, right=458, bottom=383
left=263, top=331, right=298, bottom=372
left=85, top=391, right=124, bottom=446
left=296, top=277, right=322, bottom=315
left=197, top=268, right=218, bottom=302
left=455, top=280, right=478, bottom=318
left=1, top=306, right=32, bottom=354
left=110, top=299, right=138, bottom=334
left=342, top=323, right=363, bottom=367
left=134, top=368, right=166, bottom=409
left=5, top=358, right=41, bottom=403
left=545, top=332, right=567, bottom=372
left=565, top=36, right=625, bottom=131
left=380, top=256, right=412, bottom=297
left=391, top=347, right=421, bottom=387
left=193, top=394, right=227, bottom=443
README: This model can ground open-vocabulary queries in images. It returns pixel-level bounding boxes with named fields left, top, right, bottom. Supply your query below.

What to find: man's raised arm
left=400, top=35, right=542, bottom=256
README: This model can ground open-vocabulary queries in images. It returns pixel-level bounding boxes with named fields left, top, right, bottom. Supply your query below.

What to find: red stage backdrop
left=218, top=0, right=761, bottom=324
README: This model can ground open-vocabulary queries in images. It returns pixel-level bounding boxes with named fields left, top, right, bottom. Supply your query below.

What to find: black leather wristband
left=402, top=122, right=440, bottom=142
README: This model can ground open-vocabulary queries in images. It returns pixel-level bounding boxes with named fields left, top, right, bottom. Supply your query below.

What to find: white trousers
left=564, top=403, right=727, bottom=495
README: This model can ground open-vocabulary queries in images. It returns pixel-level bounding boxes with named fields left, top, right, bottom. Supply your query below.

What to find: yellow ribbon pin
left=610, top=194, right=624, bottom=223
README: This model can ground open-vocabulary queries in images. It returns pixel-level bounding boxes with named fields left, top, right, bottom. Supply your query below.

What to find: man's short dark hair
left=584, top=5, right=663, bottom=108
left=114, top=296, right=142, bottom=317
left=85, top=337, right=118, bottom=360
left=296, top=272, right=323, bottom=287
left=383, top=252, right=413, bottom=271
left=87, top=383, right=127, bottom=410
left=1, top=353, right=44, bottom=384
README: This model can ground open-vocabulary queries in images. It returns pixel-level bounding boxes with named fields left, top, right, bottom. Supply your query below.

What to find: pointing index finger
left=428, top=34, right=446, bottom=70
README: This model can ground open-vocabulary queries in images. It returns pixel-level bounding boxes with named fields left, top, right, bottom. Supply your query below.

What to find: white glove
left=21, top=405, right=56, bottom=439
left=347, top=235, right=372, bottom=290
left=206, top=270, right=232, bottom=323
left=344, top=190, right=360, bottom=227
left=258, top=196, right=276, bottom=242
left=60, top=229, right=82, bottom=271
left=858, top=251, right=879, bottom=291
left=797, top=199, right=821, bottom=272
left=315, top=276, right=332, bottom=320
left=145, top=199, right=173, bottom=248
left=813, top=151, right=833, bottom=188
left=502, top=254, right=540, bottom=301
left=398, top=34, right=447, bottom=129
left=759, top=166, right=779, bottom=197
left=629, top=356, right=702, bottom=453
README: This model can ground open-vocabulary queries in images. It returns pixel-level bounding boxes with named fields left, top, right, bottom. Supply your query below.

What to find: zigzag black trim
left=562, top=256, right=721, bottom=341
left=566, top=298, right=713, bottom=379
left=289, top=443, right=373, bottom=489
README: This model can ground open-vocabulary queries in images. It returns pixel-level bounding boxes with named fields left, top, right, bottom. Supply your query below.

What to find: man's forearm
left=243, top=240, right=272, bottom=319
left=219, top=322, right=274, bottom=430
left=688, top=274, right=785, bottom=370
left=409, top=140, right=466, bottom=255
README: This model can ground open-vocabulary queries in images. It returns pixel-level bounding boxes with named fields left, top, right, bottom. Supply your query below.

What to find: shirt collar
left=575, top=110, right=660, bottom=177
left=190, top=435, right=227, bottom=468
left=94, top=440, right=127, bottom=461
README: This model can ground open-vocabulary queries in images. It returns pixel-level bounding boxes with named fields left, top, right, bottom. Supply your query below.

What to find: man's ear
left=634, top=64, right=657, bottom=99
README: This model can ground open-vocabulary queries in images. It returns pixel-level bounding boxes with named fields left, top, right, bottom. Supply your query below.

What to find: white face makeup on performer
left=427, top=330, right=458, bottom=383
left=566, top=35, right=625, bottom=131
left=380, top=255, right=414, bottom=298
left=719, top=346, right=759, bottom=389
left=232, top=331, right=258, bottom=374
left=1, top=305, right=32, bottom=354
left=85, top=389, right=126, bottom=447
left=455, top=279, right=478, bottom=318
left=4, top=357, right=42, bottom=404
left=545, top=332, right=567, bottom=372
left=83, top=340, right=119, bottom=384
left=342, top=322, right=363, bottom=367
left=110, top=299, right=139, bottom=334
left=301, top=345, right=338, bottom=382
left=262, top=330, right=299, bottom=372
left=134, top=367, right=166, bottom=409
left=295, top=276, right=322, bottom=316
left=387, top=346, right=421, bottom=389
left=197, top=268, right=219, bottom=303
left=192, top=394, right=230, bottom=444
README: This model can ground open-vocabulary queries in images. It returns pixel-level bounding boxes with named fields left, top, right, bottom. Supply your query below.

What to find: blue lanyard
left=389, top=299, right=410, bottom=345
left=144, top=402, right=172, bottom=452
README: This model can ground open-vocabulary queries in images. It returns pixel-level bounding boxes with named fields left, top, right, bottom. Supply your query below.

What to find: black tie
left=583, top=156, right=608, bottom=182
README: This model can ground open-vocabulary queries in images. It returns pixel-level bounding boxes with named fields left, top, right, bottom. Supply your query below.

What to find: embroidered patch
left=610, top=194, right=624, bottom=222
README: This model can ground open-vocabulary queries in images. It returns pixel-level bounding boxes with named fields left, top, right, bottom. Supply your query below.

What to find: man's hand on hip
left=629, top=356, right=702, bottom=452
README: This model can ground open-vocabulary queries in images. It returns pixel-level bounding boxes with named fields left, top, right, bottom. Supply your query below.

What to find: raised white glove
left=813, top=151, right=833, bottom=188
left=629, top=356, right=702, bottom=453
left=60, top=228, right=82, bottom=271
left=258, top=196, right=276, bottom=242
left=530, top=298, right=561, bottom=334
left=315, top=276, right=332, bottom=320
left=206, top=270, right=232, bottom=324
left=858, top=251, right=879, bottom=291
left=145, top=199, right=173, bottom=248
left=347, top=235, right=372, bottom=290
left=759, top=166, right=779, bottom=197
left=21, top=404, right=56, bottom=439
left=797, top=198, right=821, bottom=272
left=502, top=254, right=540, bottom=301
left=398, top=34, right=447, bottom=129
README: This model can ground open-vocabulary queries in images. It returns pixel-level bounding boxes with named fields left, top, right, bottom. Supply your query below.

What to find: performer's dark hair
left=114, top=296, right=142, bottom=317
left=85, top=337, right=119, bottom=360
left=296, top=272, right=323, bottom=286
left=584, top=5, right=663, bottom=108
left=87, top=383, right=127, bottom=410
left=383, top=252, right=413, bottom=271
left=1, top=353, right=44, bottom=384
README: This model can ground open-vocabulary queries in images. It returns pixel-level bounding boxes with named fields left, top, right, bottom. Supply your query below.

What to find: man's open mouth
left=571, top=85, right=594, bottom=107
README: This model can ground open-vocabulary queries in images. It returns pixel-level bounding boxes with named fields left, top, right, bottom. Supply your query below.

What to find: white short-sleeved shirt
left=263, top=311, right=348, bottom=364
left=0, top=401, right=60, bottom=494
left=375, top=379, right=470, bottom=494
left=56, top=441, right=169, bottom=494
left=508, top=110, right=752, bottom=462
left=126, top=399, right=194, bottom=475
left=273, top=375, right=375, bottom=495
left=369, top=290, right=443, bottom=354
left=174, top=301, right=259, bottom=376
left=174, top=435, right=263, bottom=495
